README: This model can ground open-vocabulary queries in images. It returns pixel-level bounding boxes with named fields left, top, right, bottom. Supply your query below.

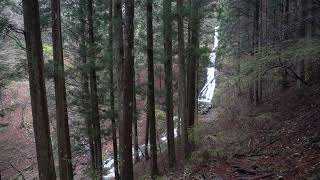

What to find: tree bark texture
left=51, top=0, right=73, bottom=179
left=147, top=0, right=159, bottom=176
left=177, top=0, right=189, bottom=158
left=109, top=1, right=120, bottom=179
left=119, top=0, right=135, bottom=178
left=22, top=0, right=56, bottom=179
left=163, top=0, right=176, bottom=168
left=87, top=0, right=103, bottom=177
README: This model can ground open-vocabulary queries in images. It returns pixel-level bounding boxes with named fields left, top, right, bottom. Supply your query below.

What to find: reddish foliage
left=0, top=82, right=37, bottom=179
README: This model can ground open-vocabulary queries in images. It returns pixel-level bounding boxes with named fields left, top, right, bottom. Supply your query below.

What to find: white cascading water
left=198, top=27, right=218, bottom=104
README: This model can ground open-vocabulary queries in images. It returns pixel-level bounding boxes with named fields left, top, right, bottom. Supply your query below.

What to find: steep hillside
left=137, top=82, right=320, bottom=179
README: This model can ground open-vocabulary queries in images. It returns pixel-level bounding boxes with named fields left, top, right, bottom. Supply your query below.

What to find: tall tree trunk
left=144, top=112, right=150, bottom=160
left=51, top=0, right=73, bottom=179
left=253, top=0, right=260, bottom=105
left=163, top=0, right=176, bottom=168
left=108, top=2, right=120, bottom=179
left=146, top=0, right=159, bottom=176
left=248, top=2, right=255, bottom=103
left=278, top=0, right=288, bottom=91
left=305, top=0, right=313, bottom=38
left=258, top=0, right=267, bottom=101
left=112, top=0, right=124, bottom=150
left=112, top=0, right=124, bottom=177
left=177, top=0, right=189, bottom=158
left=87, top=0, right=102, bottom=177
left=79, top=0, right=96, bottom=172
left=297, top=0, right=312, bottom=88
left=295, top=0, right=304, bottom=38
left=195, top=51, right=199, bottom=124
left=22, top=0, right=56, bottom=179
left=133, top=81, right=140, bottom=163
left=120, top=0, right=134, bottom=178
left=187, top=0, right=200, bottom=130
left=110, top=57, right=120, bottom=180
left=309, top=0, right=320, bottom=79
left=177, top=111, right=181, bottom=138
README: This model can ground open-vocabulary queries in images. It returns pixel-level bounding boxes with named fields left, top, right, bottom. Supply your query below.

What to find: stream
left=103, top=128, right=178, bottom=179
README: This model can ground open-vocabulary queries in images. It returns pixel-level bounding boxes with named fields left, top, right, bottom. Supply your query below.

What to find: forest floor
left=135, top=83, right=320, bottom=179
left=0, top=81, right=37, bottom=179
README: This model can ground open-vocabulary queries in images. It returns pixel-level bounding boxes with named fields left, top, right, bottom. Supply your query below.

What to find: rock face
left=198, top=102, right=213, bottom=115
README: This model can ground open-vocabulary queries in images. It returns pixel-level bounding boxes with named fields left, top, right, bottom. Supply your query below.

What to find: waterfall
left=198, top=27, right=218, bottom=104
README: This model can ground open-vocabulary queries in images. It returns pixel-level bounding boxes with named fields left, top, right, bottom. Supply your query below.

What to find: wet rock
left=198, top=102, right=213, bottom=115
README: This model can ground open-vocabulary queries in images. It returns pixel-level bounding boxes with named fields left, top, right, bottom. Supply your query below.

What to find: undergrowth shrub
left=214, top=39, right=320, bottom=120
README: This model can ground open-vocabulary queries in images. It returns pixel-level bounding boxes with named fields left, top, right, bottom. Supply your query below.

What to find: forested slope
left=154, top=81, right=320, bottom=179
left=0, top=0, right=319, bottom=179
